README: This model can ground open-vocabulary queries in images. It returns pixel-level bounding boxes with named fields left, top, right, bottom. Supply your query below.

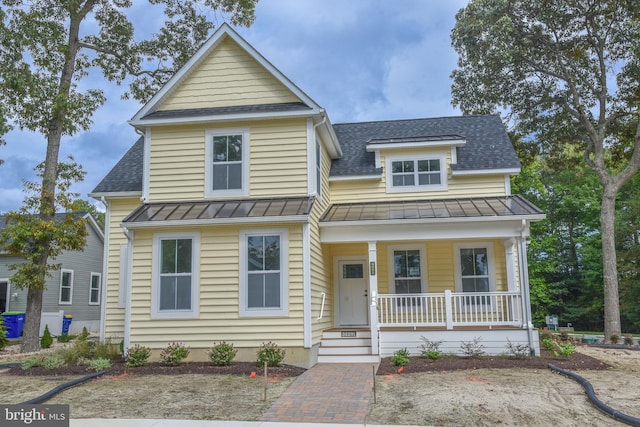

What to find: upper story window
left=386, top=154, right=447, bottom=192
left=205, top=128, right=249, bottom=197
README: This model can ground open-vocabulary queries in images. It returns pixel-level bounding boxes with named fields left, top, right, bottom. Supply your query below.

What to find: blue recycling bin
left=61, top=315, right=73, bottom=335
left=1, top=312, right=26, bottom=338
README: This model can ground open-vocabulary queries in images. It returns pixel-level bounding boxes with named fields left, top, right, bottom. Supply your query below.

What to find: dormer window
left=205, top=127, right=250, bottom=197
left=386, top=154, right=447, bottom=192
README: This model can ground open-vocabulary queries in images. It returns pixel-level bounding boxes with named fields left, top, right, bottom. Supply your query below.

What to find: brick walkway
left=261, top=363, right=378, bottom=424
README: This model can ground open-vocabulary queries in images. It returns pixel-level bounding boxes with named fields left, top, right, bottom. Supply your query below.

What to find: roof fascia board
left=451, top=168, right=521, bottom=176
left=121, top=215, right=309, bottom=229
left=315, top=112, right=342, bottom=158
left=82, top=213, right=105, bottom=242
left=130, top=23, right=322, bottom=125
left=366, top=139, right=467, bottom=152
left=131, top=109, right=314, bottom=127
left=88, top=191, right=142, bottom=199
left=329, top=174, right=382, bottom=182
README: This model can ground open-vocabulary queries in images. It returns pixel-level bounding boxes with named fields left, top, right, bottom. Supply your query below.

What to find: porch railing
left=377, top=290, right=523, bottom=329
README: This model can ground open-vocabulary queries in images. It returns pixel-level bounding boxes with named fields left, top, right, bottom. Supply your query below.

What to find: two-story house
left=90, top=23, right=544, bottom=367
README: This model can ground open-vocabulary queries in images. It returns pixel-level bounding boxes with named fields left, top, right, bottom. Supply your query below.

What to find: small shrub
left=623, top=334, right=634, bottom=346
left=41, top=353, right=67, bottom=370
left=555, top=342, right=576, bottom=357
left=539, top=329, right=554, bottom=341
left=559, top=330, right=569, bottom=342
left=21, top=354, right=46, bottom=370
left=0, top=316, right=9, bottom=350
left=541, top=337, right=556, bottom=351
left=57, top=333, right=72, bottom=343
left=93, top=338, right=122, bottom=361
left=419, top=337, right=444, bottom=360
left=79, top=326, right=90, bottom=341
left=256, top=341, right=285, bottom=367
left=160, top=342, right=190, bottom=366
left=460, top=337, right=485, bottom=357
left=40, top=325, right=53, bottom=349
left=505, top=339, right=530, bottom=358
left=391, top=348, right=410, bottom=367
left=59, top=338, right=96, bottom=365
left=208, top=341, right=237, bottom=366
left=609, top=333, right=620, bottom=344
left=126, top=344, right=151, bottom=367
left=79, top=357, right=111, bottom=372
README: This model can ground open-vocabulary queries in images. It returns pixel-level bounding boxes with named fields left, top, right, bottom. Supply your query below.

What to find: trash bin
left=1, top=312, right=26, bottom=338
left=61, top=315, right=73, bottom=335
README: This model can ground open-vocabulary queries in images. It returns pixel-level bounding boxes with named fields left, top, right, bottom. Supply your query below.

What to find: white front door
left=338, top=260, right=369, bottom=326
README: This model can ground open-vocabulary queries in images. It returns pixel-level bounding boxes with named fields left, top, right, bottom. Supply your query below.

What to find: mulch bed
left=377, top=348, right=610, bottom=375
left=6, top=360, right=307, bottom=378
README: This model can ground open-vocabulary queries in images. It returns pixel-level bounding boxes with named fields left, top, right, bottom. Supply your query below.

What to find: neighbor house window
left=89, top=273, right=101, bottom=305
left=239, top=228, right=288, bottom=317
left=386, top=155, right=446, bottom=192
left=59, top=269, right=74, bottom=305
left=454, top=243, right=495, bottom=304
left=205, top=128, right=249, bottom=197
left=152, top=231, right=200, bottom=319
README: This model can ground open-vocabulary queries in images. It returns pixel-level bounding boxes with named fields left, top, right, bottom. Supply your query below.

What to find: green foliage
left=623, top=334, right=635, bottom=346
left=40, top=325, right=53, bottom=349
left=21, top=354, right=46, bottom=370
left=93, top=338, right=122, bottom=361
left=79, top=357, right=111, bottom=372
left=57, top=333, right=72, bottom=343
left=555, top=342, right=576, bottom=358
left=256, top=341, right=285, bottom=367
left=126, top=344, right=151, bottom=368
left=504, top=339, right=530, bottom=358
left=609, top=334, right=620, bottom=344
left=208, top=341, right=237, bottom=366
left=58, top=339, right=96, bottom=365
left=419, top=337, right=444, bottom=360
left=160, top=342, right=190, bottom=366
left=42, top=353, right=67, bottom=370
left=459, top=337, right=485, bottom=357
left=391, top=348, right=410, bottom=367
left=0, top=316, right=8, bottom=350
left=79, top=327, right=90, bottom=341
left=539, top=329, right=554, bottom=342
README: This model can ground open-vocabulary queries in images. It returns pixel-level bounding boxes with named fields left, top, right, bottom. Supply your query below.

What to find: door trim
left=333, top=256, right=369, bottom=327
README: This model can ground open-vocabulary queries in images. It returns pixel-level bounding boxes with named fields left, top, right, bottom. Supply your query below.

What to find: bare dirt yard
left=1, top=343, right=638, bottom=425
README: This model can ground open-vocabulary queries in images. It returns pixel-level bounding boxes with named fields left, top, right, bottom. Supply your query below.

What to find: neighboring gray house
left=0, top=213, right=104, bottom=335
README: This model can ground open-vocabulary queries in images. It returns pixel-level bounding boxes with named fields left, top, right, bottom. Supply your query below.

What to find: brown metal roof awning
left=123, top=197, right=314, bottom=228
left=320, top=195, right=544, bottom=223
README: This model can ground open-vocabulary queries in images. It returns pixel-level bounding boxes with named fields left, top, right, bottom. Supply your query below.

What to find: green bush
left=78, top=326, right=90, bottom=341
left=41, top=353, right=67, bottom=370
left=126, top=344, right=151, bottom=367
left=609, top=333, right=620, bottom=344
left=160, top=342, right=190, bottom=366
left=40, top=325, right=53, bottom=349
left=505, top=339, right=530, bottom=358
left=79, top=357, right=111, bottom=372
left=21, top=354, right=46, bottom=370
left=0, top=316, right=8, bottom=350
left=57, top=333, right=72, bottom=343
left=208, top=341, right=237, bottom=366
left=623, top=334, right=635, bottom=346
left=94, top=338, right=122, bottom=360
left=58, top=338, right=96, bottom=365
left=539, top=329, right=554, bottom=341
left=391, top=348, right=410, bottom=367
left=460, top=337, right=485, bottom=357
left=555, top=342, right=576, bottom=357
left=541, top=337, right=556, bottom=351
left=419, top=337, right=444, bottom=360
left=256, top=341, right=285, bottom=367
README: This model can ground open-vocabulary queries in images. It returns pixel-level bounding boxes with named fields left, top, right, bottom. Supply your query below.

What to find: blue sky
left=0, top=0, right=467, bottom=213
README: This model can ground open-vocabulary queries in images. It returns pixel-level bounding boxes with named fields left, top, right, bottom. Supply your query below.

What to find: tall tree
left=451, top=0, right=640, bottom=342
left=0, top=0, right=257, bottom=352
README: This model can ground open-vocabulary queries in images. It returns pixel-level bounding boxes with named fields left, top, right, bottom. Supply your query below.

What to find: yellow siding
left=127, top=224, right=305, bottom=350
left=103, top=198, right=140, bottom=340
left=159, top=37, right=300, bottom=111
left=330, top=148, right=507, bottom=203
left=148, top=119, right=309, bottom=201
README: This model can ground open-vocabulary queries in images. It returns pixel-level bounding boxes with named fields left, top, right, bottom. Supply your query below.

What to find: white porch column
left=503, top=238, right=517, bottom=292
left=517, top=223, right=536, bottom=355
left=368, top=241, right=379, bottom=355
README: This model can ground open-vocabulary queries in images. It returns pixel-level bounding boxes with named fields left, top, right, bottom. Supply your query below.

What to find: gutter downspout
left=518, top=219, right=536, bottom=355
left=122, top=225, right=133, bottom=355
left=98, top=196, right=110, bottom=342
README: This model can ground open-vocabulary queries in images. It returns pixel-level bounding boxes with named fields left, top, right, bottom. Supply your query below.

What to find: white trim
left=118, top=244, right=128, bottom=309
left=450, top=146, right=458, bottom=165
left=503, top=238, right=517, bottom=292
left=366, top=138, right=466, bottom=152
left=453, top=242, right=496, bottom=292
left=387, top=244, right=428, bottom=293
left=151, top=231, right=201, bottom=319
left=238, top=228, right=289, bottom=317
left=329, top=174, right=382, bottom=182
left=134, top=109, right=314, bottom=127
left=451, top=168, right=521, bottom=176
left=88, top=191, right=141, bottom=199
left=89, top=272, right=101, bottom=306
left=374, top=151, right=381, bottom=169
left=504, top=175, right=512, bottom=195
left=205, top=127, right=250, bottom=198
left=99, top=198, right=110, bottom=341
left=321, top=214, right=545, bottom=228
left=59, top=269, right=74, bottom=305
left=302, top=223, right=311, bottom=348
left=122, top=215, right=309, bottom=230
left=385, top=154, right=447, bottom=193
left=123, top=229, right=134, bottom=355
left=307, top=118, right=314, bottom=195
left=142, top=128, right=151, bottom=202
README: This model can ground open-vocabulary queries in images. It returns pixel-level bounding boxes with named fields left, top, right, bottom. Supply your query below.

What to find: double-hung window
left=386, top=155, right=446, bottom=192
left=59, top=269, right=73, bottom=305
left=389, top=245, right=425, bottom=306
left=454, top=243, right=495, bottom=306
left=89, top=273, right=101, bottom=305
left=205, top=128, right=249, bottom=197
left=152, top=231, right=200, bottom=319
left=240, top=228, right=288, bottom=317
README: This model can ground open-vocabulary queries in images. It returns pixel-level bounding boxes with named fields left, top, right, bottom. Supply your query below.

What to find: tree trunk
left=20, top=287, right=44, bottom=352
left=601, top=189, right=621, bottom=342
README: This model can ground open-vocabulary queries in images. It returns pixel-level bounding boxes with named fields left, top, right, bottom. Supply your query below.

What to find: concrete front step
left=318, top=354, right=380, bottom=363
left=320, top=338, right=372, bottom=347
left=318, top=345, right=371, bottom=355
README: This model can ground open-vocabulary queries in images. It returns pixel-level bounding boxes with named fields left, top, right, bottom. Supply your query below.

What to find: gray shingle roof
left=141, top=102, right=311, bottom=120
left=91, top=137, right=144, bottom=194
left=331, top=114, right=520, bottom=177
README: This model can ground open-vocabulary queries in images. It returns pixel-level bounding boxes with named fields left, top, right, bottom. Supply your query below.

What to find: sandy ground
left=367, top=346, right=640, bottom=426
left=1, top=346, right=638, bottom=425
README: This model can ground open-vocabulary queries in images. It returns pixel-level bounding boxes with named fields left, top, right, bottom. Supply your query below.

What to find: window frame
left=453, top=242, right=496, bottom=294
left=387, top=244, right=427, bottom=295
left=89, top=272, right=101, bottom=306
left=385, top=154, right=447, bottom=193
left=205, top=127, right=250, bottom=198
left=59, top=269, right=74, bottom=305
left=151, top=231, right=200, bottom=319
left=239, top=228, right=289, bottom=317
